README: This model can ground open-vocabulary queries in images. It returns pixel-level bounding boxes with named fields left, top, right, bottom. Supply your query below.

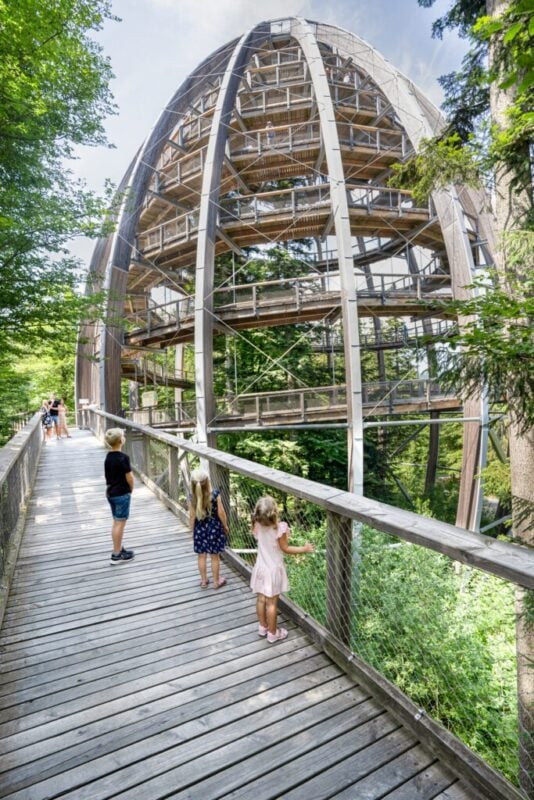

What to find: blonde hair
left=105, top=428, right=125, bottom=448
left=252, top=495, right=279, bottom=527
left=191, top=468, right=211, bottom=520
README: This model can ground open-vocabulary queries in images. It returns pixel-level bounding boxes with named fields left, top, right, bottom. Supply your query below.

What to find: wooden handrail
left=139, top=183, right=418, bottom=240
left=88, top=407, right=534, bottom=591
left=0, top=413, right=42, bottom=628
left=128, top=269, right=448, bottom=323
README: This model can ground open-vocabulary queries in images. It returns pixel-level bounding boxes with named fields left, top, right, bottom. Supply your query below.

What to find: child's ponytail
left=194, top=480, right=205, bottom=520
left=191, top=468, right=211, bottom=520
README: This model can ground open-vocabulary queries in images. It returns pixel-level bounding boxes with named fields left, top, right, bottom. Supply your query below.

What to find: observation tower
left=77, top=18, right=495, bottom=530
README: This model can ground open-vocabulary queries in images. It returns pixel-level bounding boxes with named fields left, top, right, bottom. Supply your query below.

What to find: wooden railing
left=125, top=270, right=450, bottom=342
left=313, top=319, right=455, bottom=351
left=154, top=120, right=408, bottom=193
left=120, top=359, right=194, bottom=386
left=83, top=407, right=529, bottom=799
left=215, top=379, right=456, bottom=422
left=0, top=413, right=42, bottom=626
left=124, top=379, right=459, bottom=429
left=137, top=183, right=429, bottom=254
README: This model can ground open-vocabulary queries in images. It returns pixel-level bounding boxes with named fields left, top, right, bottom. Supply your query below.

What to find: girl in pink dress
left=250, top=496, right=315, bottom=643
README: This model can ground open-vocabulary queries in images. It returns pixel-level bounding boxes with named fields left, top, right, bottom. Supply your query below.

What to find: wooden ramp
left=0, top=430, right=477, bottom=799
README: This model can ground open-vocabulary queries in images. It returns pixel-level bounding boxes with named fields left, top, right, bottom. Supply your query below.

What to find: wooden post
left=168, top=446, right=179, bottom=501
left=142, top=433, right=151, bottom=479
left=326, top=511, right=353, bottom=647
left=425, top=411, right=440, bottom=494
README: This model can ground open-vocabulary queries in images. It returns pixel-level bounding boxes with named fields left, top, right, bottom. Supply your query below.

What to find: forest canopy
left=0, top=0, right=116, bottom=439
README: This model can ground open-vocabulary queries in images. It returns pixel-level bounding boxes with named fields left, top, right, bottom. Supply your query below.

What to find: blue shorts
left=107, top=493, right=131, bottom=520
left=51, top=416, right=60, bottom=427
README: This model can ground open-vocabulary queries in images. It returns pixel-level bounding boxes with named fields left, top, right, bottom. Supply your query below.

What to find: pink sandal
left=200, top=579, right=210, bottom=588
left=214, top=577, right=227, bottom=589
left=267, top=627, right=288, bottom=643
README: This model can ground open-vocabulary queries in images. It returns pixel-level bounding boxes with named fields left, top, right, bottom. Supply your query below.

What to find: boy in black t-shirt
left=104, top=428, right=135, bottom=564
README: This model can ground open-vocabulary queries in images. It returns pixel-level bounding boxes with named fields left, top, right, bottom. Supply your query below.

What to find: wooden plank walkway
left=0, top=429, right=480, bottom=799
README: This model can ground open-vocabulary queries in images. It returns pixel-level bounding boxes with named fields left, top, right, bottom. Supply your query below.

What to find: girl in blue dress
left=189, top=468, right=229, bottom=588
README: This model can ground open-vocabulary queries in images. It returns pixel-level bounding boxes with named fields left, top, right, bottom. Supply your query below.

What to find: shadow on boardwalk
left=0, top=430, right=476, bottom=799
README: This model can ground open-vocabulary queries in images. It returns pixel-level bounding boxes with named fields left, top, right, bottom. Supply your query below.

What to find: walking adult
left=48, top=394, right=61, bottom=439
left=40, top=400, right=53, bottom=442
left=58, top=398, right=71, bottom=438
left=265, top=120, right=276, bottom=148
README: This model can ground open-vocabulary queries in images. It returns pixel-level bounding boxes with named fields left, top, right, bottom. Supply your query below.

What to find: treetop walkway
left=127, top=379, right=461, bottom=431
left=1, top=412, right=531, bottom=798
left=124, top=270, right=452, bottom=349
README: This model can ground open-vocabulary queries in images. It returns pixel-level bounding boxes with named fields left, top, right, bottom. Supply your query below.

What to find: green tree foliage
left=436, top=254, right=534, bottom=433
left=390, top=1, right=533, bottom=511
left=0, top=0, right=116, bottom=439
left=389, top=133, right=482, bottom=205
left=415, top=0, right=534, bottom=216
left=351, top=532, right=518, bottom=781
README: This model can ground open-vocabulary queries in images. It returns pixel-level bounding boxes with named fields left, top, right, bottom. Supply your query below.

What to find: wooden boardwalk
left=0, top=430, right=479, bottom=799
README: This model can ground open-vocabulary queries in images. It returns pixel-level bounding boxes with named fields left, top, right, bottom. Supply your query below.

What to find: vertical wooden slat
left=168, top=446, right=179, bottom=501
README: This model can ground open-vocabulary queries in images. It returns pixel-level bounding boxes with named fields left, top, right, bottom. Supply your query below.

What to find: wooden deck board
left=380, top=760, right=457, bottom=799
left=331, top=748, right=449, bottom=799
left=1, top=664, right=344, bottom=798
left=0, top=430, right=483, bottom=799
left=433, top=784, right=477, bottom=800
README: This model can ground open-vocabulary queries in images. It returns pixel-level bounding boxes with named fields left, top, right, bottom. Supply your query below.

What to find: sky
left=70, top=0, right=468, bottom=262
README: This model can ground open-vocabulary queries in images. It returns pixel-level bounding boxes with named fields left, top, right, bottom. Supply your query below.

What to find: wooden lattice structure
left=76, top=18, right=496, bottom=530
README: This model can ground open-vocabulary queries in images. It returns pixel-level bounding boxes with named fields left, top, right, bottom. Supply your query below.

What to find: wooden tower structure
left=76, top=18, right=495, bottom=530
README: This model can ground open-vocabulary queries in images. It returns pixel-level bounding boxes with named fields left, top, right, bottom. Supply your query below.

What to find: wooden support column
left=425, top=411, right=440, bottom=494
left=128, top=381, right=139, bottom=411
left=142, top=433, right=151, bottom=479
left=431, top=193, right=488, bottom=531
left=194, top=24, right=268, bottom=457
left=407, top=247, right=441, bottom=498
left=361, top=253, right=386, bottom=383
left=292, top=18, right=364, bottom=496
left=174, top=344, right=185, bottom=406
left=168, top=446, right=179, bottom=502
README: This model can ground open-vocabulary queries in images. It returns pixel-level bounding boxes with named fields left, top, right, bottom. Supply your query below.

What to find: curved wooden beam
left=314, top=21, right=494, bottom=529
left=96, top=40, right=238, bottom=414
left=194, top=24, right=270, bottom=447
left=291, top=18, right=364, bottom=495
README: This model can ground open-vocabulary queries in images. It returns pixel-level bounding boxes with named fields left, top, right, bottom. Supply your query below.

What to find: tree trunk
left=512, top=425, right=534, bottom=796
left=487, top=1, right=534, bottom=794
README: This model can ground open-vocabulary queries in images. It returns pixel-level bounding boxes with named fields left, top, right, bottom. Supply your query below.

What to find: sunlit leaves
left=0, top=1, right=116, bottom=354
left=389, top=133, right=482, bottom=205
